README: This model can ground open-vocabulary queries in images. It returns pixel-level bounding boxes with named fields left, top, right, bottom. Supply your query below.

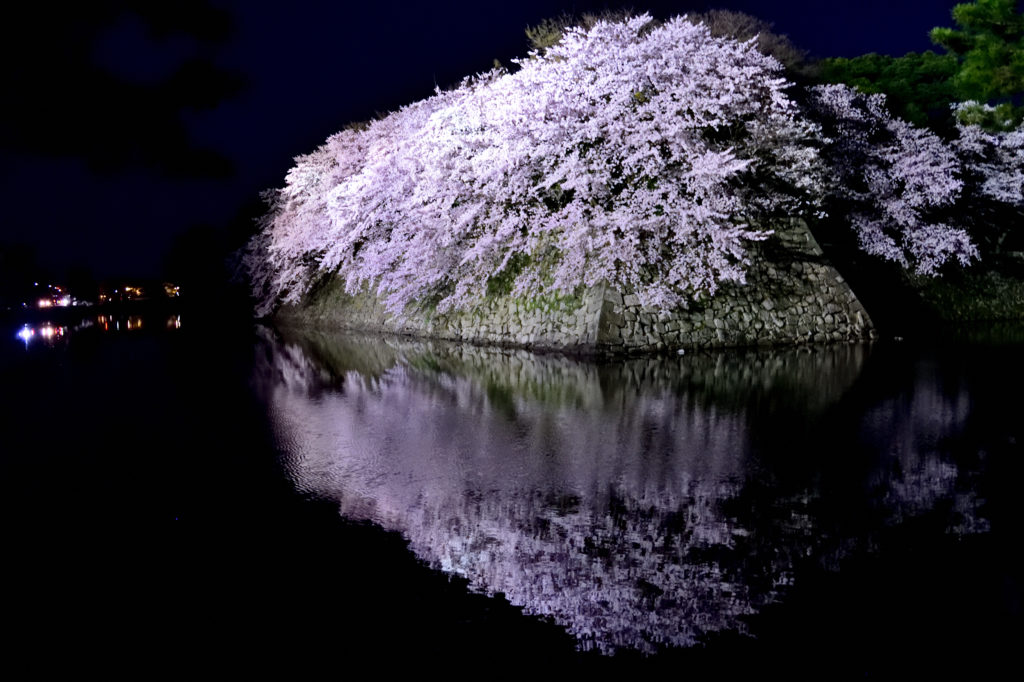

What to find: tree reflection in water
left=252, top=328, right=986, bottom=654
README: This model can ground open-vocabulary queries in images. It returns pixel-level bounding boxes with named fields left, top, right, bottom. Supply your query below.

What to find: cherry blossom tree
left=247, top=15, right=1018, bottom=318
left=951, top=102, right=1024, bottom=254
left=955, top=111, right=1024, bottom=206
left=809, top=84, right=978, bottom=274
left=250, top=15, right=824, bottom=315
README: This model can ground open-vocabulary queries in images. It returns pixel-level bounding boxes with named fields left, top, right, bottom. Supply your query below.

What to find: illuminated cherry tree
left=247, top=15, right=1018, bottom=318
left=953, top=102, right=1024, bottom=204
left=249, top=15, right=824, bottom=315
left=948, top=102, right=1024, bottom=254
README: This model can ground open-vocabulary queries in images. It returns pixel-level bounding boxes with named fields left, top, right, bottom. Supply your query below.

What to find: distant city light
left=36, top=294, right=70, bottom=308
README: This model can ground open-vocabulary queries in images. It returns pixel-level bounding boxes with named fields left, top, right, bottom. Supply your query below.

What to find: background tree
left=818, top=52, right=958, bottom=127
left=820, top=1, right=1023, bottom=131
left=931, top=0, right=1024, bottom=129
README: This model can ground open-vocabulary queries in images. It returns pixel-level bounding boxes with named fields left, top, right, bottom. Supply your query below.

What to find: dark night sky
left=0, top=1, right=959, bottom=284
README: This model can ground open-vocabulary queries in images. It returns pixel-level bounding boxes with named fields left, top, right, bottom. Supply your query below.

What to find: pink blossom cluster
left=952, top=103, right=1024, bottom=206
left=810, top=84, right=978, bottom=274
left=249, top=15, right=823, bottom=315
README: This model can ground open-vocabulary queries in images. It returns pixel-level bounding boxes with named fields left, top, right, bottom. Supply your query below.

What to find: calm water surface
left=2, top=310, right=1021, bottom=674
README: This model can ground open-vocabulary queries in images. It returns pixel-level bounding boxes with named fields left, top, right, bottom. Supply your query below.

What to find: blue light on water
left=16, top=325, right=33, bottom=348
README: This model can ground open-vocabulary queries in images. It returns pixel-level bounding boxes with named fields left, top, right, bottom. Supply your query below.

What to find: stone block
left=605, top=311, right=625, bottom=328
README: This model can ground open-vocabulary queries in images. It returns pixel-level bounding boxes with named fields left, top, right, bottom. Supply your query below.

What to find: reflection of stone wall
left=277, top=327, right=871, bottom=417
left=275, top=219, right=877, bottom=352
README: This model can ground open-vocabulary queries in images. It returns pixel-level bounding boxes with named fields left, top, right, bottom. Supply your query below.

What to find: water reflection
left=16, top=323, right=67, bottom=347
left=859, top=360, right=988, bottom=536
left=10, top=313, right=181, bottom=348
left=254, top=328, right=989, bottom=654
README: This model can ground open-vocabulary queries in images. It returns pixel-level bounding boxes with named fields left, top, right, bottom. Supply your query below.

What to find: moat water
left=2, top=310, right=1021, bottom=674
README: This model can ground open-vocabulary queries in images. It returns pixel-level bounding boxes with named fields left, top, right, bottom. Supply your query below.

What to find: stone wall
left=275, top=218, right=876, bottom=352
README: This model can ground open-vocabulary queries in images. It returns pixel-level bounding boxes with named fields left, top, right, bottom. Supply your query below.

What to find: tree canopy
left=249, top=16, right=827, bottom=315
left=246, top=14, right=1024, bottom=317
left=932, top=0, right=1024, bottom=99
left=820, top=0, right=1024, bottom=130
